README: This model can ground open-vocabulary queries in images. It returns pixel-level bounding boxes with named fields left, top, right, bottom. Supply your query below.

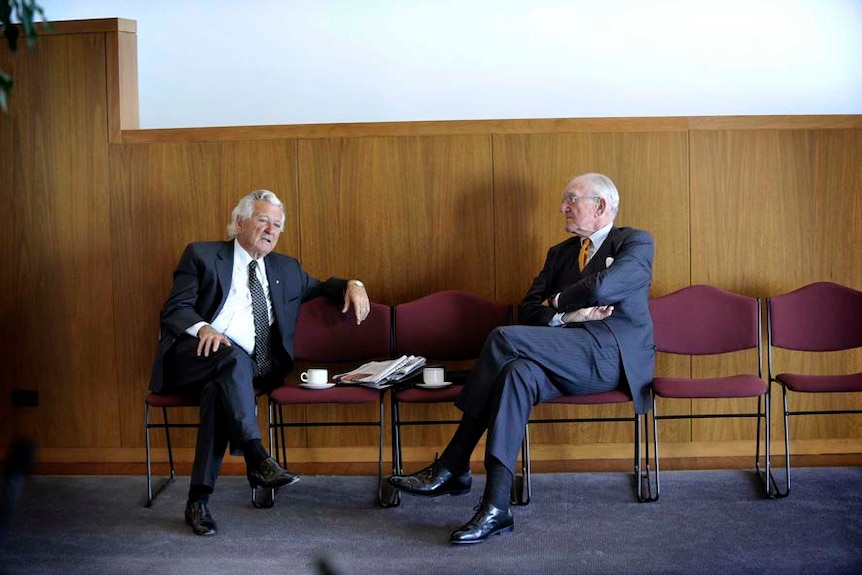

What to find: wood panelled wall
left=1, top=20, right=860, bottom=472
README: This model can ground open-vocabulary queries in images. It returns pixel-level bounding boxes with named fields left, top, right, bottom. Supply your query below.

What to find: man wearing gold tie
left=150, top=190, right=370, bottom=536
left=388, top=173, right=655, bottom=544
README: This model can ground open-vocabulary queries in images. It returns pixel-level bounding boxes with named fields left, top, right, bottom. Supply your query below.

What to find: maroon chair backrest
left=294, top=297, right=392, bottom=362
left=394, top=290, right=512, bottom=360
left=650, top=285, right=760, bottom=355
left=769, top=282, right=862, bottom=352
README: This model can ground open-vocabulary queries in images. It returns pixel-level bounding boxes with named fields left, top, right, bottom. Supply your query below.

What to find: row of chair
left=644, top=281, right=861, bottom=502
left=145, top=282, right=862, bottom=508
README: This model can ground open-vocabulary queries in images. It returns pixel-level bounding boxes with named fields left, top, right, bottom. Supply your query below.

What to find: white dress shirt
left=185, top=239, right=273, bottom=355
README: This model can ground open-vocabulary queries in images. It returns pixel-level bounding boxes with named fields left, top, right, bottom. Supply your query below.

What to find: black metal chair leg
left=381, top=397, right=402, bottom=508
left=145, top=402, right=176, bottom=508
left=511, top=424, right=531, bottom=506
left=635, top=413, right=658, bottom=502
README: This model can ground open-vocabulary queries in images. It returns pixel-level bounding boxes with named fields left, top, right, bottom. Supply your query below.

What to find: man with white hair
left=389, top=173, right=655, bottom=544
left=150, top=189, right=370, bottom=536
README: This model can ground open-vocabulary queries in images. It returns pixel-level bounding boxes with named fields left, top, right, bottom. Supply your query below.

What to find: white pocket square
left=605, top=257, right=614, bottom=268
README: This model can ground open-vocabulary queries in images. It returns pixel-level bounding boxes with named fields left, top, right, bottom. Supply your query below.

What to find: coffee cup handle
left=300, top=372, right=309, bottom=382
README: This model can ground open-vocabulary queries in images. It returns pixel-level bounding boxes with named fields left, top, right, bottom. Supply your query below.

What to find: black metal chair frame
left=514, top=395, right=658, bottom=505
left=650, top=297, right=778, bottom=499
left=145, top=392, right=262, bottom=508
left=766, top=287, right=862, bottom=498
left=384, top=294, right=513, bottom=507
left=386, top=375, right=468, bottom=506
left=144, top=395, right=198, bottom=507
left=267, top=390, right=388, bottom=507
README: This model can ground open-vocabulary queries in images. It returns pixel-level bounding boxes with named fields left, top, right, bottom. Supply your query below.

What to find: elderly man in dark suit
left=388, top=173, right=655, bottom=544
left=150, top=189, right=369, bottom=536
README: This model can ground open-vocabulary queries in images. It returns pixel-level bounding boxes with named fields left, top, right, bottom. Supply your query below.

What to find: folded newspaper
left=335, top=355, right=426, bottom=389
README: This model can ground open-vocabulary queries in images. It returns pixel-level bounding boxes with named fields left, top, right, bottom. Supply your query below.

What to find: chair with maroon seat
left=767, top=281, right=862, bottom=497
left=386, top=290, right=513, bottom=507
left=145, top=387, right=267, bottom=507
left=513, top=387, right=657, bottom=505
left=144, top=391, right=200, bottom=507
left=266, top=297, right=393, bottom=507
left=650, top=284, right=773, bottom=498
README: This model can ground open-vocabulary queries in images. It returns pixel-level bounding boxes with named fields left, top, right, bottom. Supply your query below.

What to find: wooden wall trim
left=688, top=114, right=862, bottom=130
left=121, top=117, right=690, bottom=143
left=34, top=18, right=136, bottom=35
left=106, top=31, right=140, bottom=143
left=122, top=115, right=862, bottom=144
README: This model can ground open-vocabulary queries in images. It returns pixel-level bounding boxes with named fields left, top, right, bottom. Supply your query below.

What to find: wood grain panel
left=297, top=135, right=494, bottom=448
left=110, top=140, right=299, bottom=449
left=0, top=33, right=117, bottom=447
left=492, top=132, right=690, bottom=445
left=106, top=31, right=139, bottom=143
left=297, top=136, right=495, bottom=304
left=690, top=129, right=862, bottom=442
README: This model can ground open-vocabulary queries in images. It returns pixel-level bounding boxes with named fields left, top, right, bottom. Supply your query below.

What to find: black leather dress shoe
left=247, top=457, right=301, bottom=489
left=185, top=500, right=217, bottom=536
left=387, top=459, right=471, bottom=497
left=449, top=501, right=514, bottom=545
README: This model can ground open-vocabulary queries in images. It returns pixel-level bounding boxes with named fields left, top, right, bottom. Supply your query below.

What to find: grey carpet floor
left=1, top=468, right=860, bottom=575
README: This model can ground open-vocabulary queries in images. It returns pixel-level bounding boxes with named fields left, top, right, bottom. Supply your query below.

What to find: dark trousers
left=163, top=335, right=287, bottom=489
left=456, top=325, right=622, bottom=473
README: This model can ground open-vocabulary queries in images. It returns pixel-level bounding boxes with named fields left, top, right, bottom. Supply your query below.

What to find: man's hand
left=562, top=305, right=614, bottom=324
left=343, top=280, right=371, bottom=325
left=196, top=325, right=231, bottom=357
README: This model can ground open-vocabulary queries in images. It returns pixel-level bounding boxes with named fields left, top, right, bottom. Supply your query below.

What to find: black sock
left=439, top=414, right=486, bottom=475
left=242, top=439, right=269, bottom=469
left=188, top=484, right=213, bottom=504
left=483, top=458, right=513, bottom=511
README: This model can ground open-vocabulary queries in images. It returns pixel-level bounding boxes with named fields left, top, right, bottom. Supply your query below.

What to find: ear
left=596, top=197, right=607, bottom=215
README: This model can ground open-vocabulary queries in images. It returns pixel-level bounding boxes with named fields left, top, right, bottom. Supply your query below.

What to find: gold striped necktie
left=578, top=237, right=591, bottom=271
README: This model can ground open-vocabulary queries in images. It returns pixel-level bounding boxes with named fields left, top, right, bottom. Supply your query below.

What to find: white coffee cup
left=422, top=367, right=445, bottom=384
left=300, top=368, right=329, bottom=385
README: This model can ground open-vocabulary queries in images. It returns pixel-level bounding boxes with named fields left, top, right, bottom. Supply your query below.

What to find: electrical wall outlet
left=11, top=389, right=39, bottom=407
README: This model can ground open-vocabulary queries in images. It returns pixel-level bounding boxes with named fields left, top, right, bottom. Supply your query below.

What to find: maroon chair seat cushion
left=775, top=372, right=862, bottom=394
left=653, top=375, right=766, bottom=399
left=394, top=384, right=463, bottom=403
left=145, top=392, right=200, bottom=408
left=546, top=389, right=632, bottom=405
left=269, top=384, right=381, bottom=405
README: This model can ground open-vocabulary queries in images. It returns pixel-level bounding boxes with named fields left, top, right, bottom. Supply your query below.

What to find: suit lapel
left=585, top=226, right=619, bottom=272
left=215, top=241, right=234, bottom=312
left=264, top=254, right=283, bottom=305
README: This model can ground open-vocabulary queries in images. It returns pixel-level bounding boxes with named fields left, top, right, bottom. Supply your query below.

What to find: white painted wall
left=39, top=0, right=862, bottom=129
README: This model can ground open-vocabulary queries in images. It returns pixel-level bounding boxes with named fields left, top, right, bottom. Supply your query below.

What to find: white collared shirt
left=186, top=239, right=273, bottom=355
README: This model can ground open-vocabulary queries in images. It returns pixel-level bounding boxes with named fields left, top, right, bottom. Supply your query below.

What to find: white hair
left=572, top=173, right=620, bottom=215
left=226, top=189, right=284, bottom=238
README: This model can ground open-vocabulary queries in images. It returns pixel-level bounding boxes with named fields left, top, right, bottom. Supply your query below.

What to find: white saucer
left=416, top=382, right=453, bottom=389
left=299, top=382, right=335, bottom=390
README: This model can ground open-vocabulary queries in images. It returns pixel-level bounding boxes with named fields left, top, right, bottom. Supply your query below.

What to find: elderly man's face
left=560, top=182, right=605, bottom=237
left=235, top=200, right=284, bottom=259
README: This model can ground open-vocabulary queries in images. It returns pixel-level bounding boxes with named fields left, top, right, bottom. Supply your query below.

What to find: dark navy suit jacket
left=149, top=240, right=346, bottom=393
left=518, top=226, right=655, bottom=413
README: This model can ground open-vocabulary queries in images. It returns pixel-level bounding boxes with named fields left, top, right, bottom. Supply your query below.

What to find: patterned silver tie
left=248, top=260, right=273, bottom=377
